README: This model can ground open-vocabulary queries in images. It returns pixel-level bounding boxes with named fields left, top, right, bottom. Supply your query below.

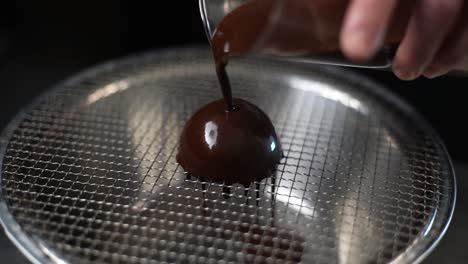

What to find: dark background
left=0, top=1, right=466, bottom=263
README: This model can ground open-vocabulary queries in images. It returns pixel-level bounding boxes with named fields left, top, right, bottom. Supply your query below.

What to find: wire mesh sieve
left=0, top=47, right=455, bottom=264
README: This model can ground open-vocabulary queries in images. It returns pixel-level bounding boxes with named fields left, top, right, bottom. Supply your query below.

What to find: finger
left=393, top=0, right=463, bottom=80
left=424, top=4, right=468, bottom=78
left=340, top=0, right=398, bottom=62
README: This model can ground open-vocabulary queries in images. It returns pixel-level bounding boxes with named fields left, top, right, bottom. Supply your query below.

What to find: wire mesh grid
left=0, top=48, right=455, bottom=264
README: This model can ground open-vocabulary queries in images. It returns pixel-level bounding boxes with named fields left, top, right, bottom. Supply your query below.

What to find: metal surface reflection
left=289, top=76, right=369, bottom=114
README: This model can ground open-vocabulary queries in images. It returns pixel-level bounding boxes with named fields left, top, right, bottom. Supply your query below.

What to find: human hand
left=339, top=0, right=467, bottom=80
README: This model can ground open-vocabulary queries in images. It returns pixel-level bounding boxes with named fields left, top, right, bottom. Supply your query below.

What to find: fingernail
left=394, top=67, right=421, bottom=81
left=424, top=65, right=447, bottom=79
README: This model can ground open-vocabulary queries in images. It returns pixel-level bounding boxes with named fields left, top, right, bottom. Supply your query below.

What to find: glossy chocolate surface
left=177, top=98, right=282, bottom=185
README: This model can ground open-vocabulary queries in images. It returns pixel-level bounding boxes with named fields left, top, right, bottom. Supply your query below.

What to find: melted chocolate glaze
left=177, top=99, right=282, bottom=186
